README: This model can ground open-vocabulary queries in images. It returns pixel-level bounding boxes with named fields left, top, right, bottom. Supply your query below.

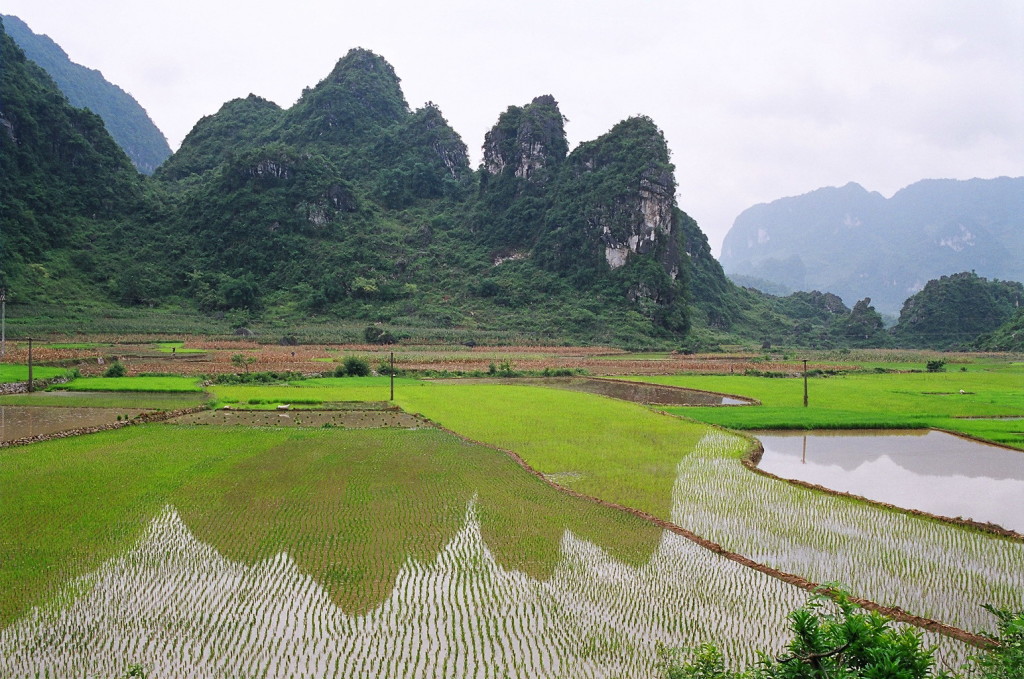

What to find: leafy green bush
left=210, top=371, right=300, bottom=385
left=973, top=605, right=1024, bottom=679
left=103, top=361, right=126, bottom=378
left=660, top=589, right=1023, bottom=679
left=335, top=356, right=371, bottom=377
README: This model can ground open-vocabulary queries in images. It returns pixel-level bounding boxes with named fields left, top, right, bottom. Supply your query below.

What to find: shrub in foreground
left=661, top=589, right=1022, bottom=679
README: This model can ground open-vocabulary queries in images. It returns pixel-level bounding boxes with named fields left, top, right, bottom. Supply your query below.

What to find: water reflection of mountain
left=756, top=430, right=1024, bottom=482
left=173, top=428, right=665, bottom=614
left=0, top=504, right=803, bottom=678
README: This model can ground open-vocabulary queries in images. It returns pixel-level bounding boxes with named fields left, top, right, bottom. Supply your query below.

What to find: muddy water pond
left=755, top=430, right=1024, bottom=533
left=0, top=406, right=148, bottom=442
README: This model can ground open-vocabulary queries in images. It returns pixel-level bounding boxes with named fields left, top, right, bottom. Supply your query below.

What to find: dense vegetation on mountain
left=975, top=308, right=1024, bottom=352
left=0, top=17, right=147, bottom=301
left=720, top=179, right=1024, bottom=316
left=0, top=25, right=713, bottom=345
left=892, top=272, right=1024, bottom=349
left=2, top=14, right=171, bottom=174
left=4, top=21, right=1018, bottom=350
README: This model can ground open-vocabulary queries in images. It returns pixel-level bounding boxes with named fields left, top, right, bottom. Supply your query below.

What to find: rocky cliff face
left=598, top=168, right=676, bottom=270
left=567, top=117, right=679, bottom=275
left=482, top=95, right=567, bottom=180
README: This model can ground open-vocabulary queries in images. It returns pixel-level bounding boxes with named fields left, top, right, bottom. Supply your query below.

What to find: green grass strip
left=0, top=364, right=69, bottom=384
left=209, top=378, right=424, bottom=407
left=625, top=372, right=1024, bottom=449
left=55, top=376, right=204, bottom=393
left=153, top=342, right=206, bottom=354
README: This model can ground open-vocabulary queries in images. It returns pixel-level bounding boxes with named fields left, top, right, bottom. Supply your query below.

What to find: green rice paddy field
left=0, top=364, right=68, bottom=383
left=627, top=367, right=1024, bottom=449
left=1, top=425, right=808, bottom=678
left=0, top=365, right=1021, bottom=677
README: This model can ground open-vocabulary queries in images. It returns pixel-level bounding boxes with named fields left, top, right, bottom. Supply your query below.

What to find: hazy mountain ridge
left=9, top=22, right=995, bottom=349
left=720, top=178, right=1024, bottom=316
left=2, top=14, right=171, bottom=174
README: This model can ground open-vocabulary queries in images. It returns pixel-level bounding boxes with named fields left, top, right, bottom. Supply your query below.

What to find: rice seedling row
left=395, top=383, right=1024, bottom=638
left=0, top=425, right=836, bottom=677
left=680, top=431, right=1023, bottom=627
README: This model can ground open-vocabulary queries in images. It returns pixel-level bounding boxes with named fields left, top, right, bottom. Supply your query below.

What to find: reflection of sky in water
left=756, top=430, right=1024, bottom=533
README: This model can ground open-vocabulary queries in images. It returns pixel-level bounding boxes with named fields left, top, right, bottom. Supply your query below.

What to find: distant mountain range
left=720, top=178, right=1024, bottom=316
left=5, top=15, right=1016, bottom=350
left=1, top=14, right=170, bottom=174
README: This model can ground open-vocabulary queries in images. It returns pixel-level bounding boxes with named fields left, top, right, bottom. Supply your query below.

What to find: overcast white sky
left=4, top=0, right=1022, bottom=255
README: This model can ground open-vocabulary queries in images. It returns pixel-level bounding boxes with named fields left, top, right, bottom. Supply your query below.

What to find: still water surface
left=755, top=430, right=1024, bottom=533
left=0, top=406, right=147, bottom=442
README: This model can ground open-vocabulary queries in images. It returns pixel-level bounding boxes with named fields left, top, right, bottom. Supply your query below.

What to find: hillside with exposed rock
left=0, top=25, right=837, bottom=347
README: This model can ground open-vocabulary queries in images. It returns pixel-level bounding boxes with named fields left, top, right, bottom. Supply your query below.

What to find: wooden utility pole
left=390, top=352, right=395, bottom=401
left=803, top=359, right=808, bottom=407
left=0, top=288, right=6, bottom=359
left=27, top=337, right=33, bottom=393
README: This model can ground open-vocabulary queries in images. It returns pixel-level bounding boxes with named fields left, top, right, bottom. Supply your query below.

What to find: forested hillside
left=892, top=272, right=1024, bottom=349
left=0, top=17, right=146, bottom=303
left=0, top=26, right=764, bottom=346
left=9, top=21, right=1007, bottom=349
left=2, top=14, right=171, bottom=174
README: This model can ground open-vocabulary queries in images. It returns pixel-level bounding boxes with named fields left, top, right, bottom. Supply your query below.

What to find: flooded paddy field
left=0, top=426, right=819, bottom=679
left=397, top=384, right=1024, bottom=639
left=0, top=405, right=149, bottom=442
left=754, top=429, right=1024, bottom=533
left=0, top=369, right=1016, bottom=677
left=671, top=430, right=1024, bottom=633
